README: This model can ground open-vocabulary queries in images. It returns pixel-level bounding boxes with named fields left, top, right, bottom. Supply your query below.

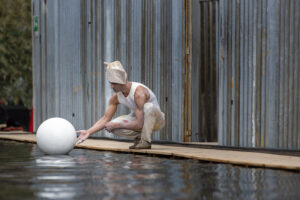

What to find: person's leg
left=135, top=103, right=165, bottom=149
left=110, top=114, right=142, bottom=149
left=110, top=115, right=141, bottom=139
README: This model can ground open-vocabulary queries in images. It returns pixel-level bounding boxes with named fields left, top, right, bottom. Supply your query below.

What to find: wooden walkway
left=1, top=133, right=300, bottom=171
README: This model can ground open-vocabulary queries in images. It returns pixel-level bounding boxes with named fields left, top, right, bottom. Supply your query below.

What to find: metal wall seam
left=266, top=0, right=277, bottom=148
left=230, top=0, right=236, bottom=146
left=296, top=0, right=300, bottom=149
left=248, top=0, right=254, bottom=148
left=191, top=0, right=200, bottom=142
left=289, top=0, right=297, bottom=149
left=224, top=0, right=231, bottom=146
left=285, top=0, right=292, bottom=149
left=218, top=0, right=225, bottom=145
left=238, top=0, right=244, bottom=147
left=252, top=0, right=258, bottom=148
left=283, top=0, right=290, bottom=149
left=209, top=1, right=217, bottom=142
left=54, top=0, right=60, bottom=117
left=46, top=0, right=54, bottom=118
left=260, top=0, right=267, bottom=148
left=172, top=0, right=184, bottom=142
left=278, top=0, right=284, bottom=149
left=216, top=0, right=221, bottom=145
left=222, top=0, right=227, bottom=145
left=90, top=0, right=95, bottom=128
left=41, top=0, right=47, bottom=124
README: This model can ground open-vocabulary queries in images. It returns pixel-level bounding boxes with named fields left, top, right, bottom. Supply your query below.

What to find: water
left=1, top=140, right=300, bottom=200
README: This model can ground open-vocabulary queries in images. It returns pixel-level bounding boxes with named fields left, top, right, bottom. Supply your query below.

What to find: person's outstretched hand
left=76, top=130, right=90, bottom=145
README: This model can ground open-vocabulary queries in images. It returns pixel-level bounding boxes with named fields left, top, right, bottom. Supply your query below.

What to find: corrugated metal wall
left=192, top=0, right=218, bottom=142
left=218, top=0, right=300, bottom=149
left=32, top=0, right=300, bottom=148
left=32, top=0, right=185, bottom=142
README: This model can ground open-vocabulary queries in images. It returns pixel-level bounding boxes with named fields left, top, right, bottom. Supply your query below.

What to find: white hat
left=104, top=61, right=127, bottom=84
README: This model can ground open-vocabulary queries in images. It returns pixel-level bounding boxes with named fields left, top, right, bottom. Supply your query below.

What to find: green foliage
left=0, top=0, right=32, bottom=108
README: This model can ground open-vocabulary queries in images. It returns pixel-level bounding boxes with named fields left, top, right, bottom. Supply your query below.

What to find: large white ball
left=36, top=117, right=77, bottom=155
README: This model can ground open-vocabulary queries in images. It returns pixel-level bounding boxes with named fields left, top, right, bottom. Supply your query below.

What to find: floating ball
left=36, top=117, right=77, bottom=155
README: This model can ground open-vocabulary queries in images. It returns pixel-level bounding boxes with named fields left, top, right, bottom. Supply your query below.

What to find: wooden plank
left=0, top=134, right=300, bottom=170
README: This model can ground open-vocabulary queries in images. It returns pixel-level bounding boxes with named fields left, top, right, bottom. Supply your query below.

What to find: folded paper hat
left=104, top=61, right=127, bottom=84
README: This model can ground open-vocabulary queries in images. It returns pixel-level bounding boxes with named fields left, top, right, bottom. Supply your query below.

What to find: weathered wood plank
left=1, top=133, right=300, bottom=170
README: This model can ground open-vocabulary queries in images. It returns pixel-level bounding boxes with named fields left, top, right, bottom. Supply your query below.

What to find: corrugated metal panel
left=32, top=0, right=184, bottom=142
left=218, top=0, right=300, bottom=149
left=191, top=0, right=218, bottom=142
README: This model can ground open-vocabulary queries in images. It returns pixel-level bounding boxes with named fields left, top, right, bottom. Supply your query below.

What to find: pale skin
left=76, top=81, right=150, bottom=144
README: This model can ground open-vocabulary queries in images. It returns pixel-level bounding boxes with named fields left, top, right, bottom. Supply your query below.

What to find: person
left=76, top=61, right=165, bottom=149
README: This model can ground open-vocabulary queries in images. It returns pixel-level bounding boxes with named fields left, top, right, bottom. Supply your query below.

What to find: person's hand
left=76, top=130, right=90, bottom=145
left=104, top=122, right=119, bottom=132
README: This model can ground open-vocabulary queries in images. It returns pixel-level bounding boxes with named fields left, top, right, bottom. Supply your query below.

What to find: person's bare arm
left=105, top=86, right=149, bottom=132
left=76, top=93, right=119, bottom=144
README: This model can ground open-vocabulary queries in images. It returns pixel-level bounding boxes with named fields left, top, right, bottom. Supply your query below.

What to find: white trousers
left=110, top=103, right=165, bottom=143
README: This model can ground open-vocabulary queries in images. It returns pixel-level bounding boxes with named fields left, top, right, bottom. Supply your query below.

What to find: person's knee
left=143, top=103, right=156, bottom=114
left=110, top=118, right=121, bottom=123
left=111, top=115, right=132, bottom=124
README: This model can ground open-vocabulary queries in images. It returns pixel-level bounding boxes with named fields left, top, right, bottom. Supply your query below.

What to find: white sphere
left=36, top=117, right=77, bottom=155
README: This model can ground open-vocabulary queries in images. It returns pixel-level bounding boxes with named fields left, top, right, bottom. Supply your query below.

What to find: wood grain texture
left=1, top=133, right=300, bottom=170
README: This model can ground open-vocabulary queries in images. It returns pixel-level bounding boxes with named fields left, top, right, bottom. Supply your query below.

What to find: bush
left=0, top=0, right=32, bottom=108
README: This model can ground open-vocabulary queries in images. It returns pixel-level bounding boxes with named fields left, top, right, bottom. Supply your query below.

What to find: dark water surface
left=1, top=140, right=300, bottom=200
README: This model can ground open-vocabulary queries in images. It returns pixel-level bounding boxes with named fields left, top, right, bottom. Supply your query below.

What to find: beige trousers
left=110, top=103, right=165, bottom=143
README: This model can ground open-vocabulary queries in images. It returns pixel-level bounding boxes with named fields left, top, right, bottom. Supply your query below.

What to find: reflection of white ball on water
left=36, top=118, right=77, bottom=155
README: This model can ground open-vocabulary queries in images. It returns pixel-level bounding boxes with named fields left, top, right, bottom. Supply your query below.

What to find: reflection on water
left=33, top=156, right=77, bottom=199
left=35, top=155, right=76, bottom=168
left=29, top=147, right=78, bottom=199
left=1, top=140, right=300, bottom=200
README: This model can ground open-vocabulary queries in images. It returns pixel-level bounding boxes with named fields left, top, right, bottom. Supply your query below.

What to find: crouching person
left=76, top=61, right=165, bottom=149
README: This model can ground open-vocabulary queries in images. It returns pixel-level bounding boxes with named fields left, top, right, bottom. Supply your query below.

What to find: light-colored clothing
left=111, top=82, right=165, bottom=142
left=105, top=61, right=127, bottom=84
left=116, top=82, right=161, bottom=112
left=111, top=103, right=165, bottom=142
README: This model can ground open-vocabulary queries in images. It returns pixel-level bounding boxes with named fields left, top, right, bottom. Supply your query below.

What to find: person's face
left=110, top=82, right=123, bottom=92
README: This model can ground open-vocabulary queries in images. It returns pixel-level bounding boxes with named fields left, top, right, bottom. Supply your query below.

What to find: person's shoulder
left=135, top=85, right=147, bottom=94
left=134, top=85, right=150, bottom=101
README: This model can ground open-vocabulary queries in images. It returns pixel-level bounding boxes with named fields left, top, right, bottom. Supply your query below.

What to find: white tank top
left=117, top=82, right=161, bottom=112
